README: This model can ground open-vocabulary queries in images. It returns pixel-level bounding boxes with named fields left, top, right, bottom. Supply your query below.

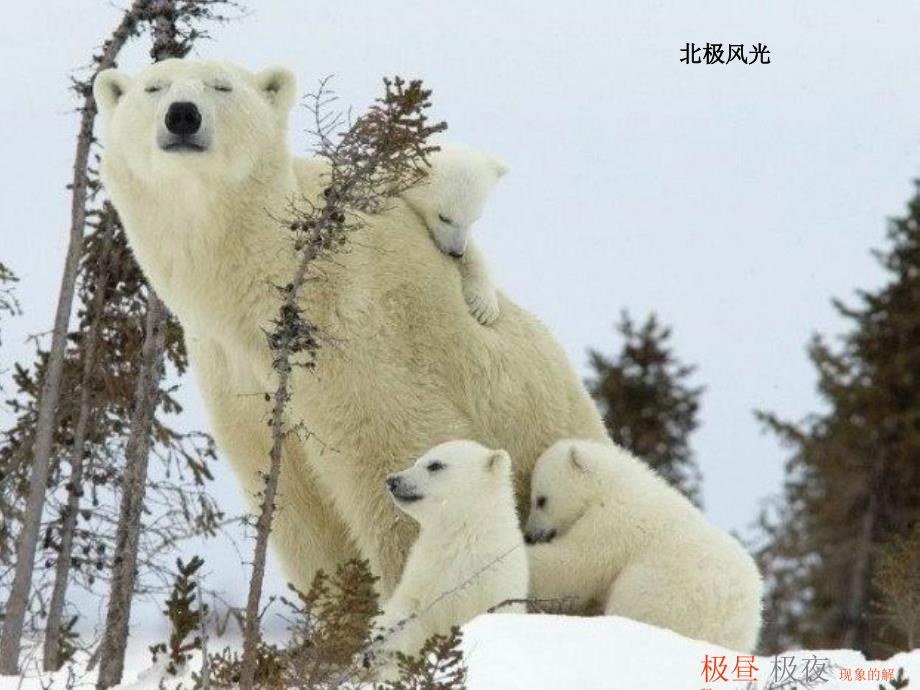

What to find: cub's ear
left=486, top=449, right=511, bottom=474
left=256, top=67, right=296, bottom=113
left=569, top=446, right=589, bottom=474
left=491, top=156, right=510, bottom=179
left=93, top=69, right=132, bottom=117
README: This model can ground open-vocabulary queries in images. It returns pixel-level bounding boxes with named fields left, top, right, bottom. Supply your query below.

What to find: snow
left=462, top=615, right=920, bottom=689
left=3, top=615, right=918, bottom=690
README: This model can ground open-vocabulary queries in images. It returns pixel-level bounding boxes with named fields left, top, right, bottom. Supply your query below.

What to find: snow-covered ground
left=3, top=615, right=918, bottom=690
left=464, top=615, right=919, bottom=689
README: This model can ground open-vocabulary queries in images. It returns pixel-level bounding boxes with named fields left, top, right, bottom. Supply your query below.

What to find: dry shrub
left=874, top=525, right=920, bottom=650
left=389, top=627, right=466, bottom=690
left=204, top=559, right=467, bottom=689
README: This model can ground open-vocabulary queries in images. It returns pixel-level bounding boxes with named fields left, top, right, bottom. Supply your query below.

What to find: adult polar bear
left=93, top=59, right=607, bottom=593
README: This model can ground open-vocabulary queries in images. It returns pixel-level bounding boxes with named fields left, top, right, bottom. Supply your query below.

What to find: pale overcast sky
left=2, top=1, right=920, bottom=630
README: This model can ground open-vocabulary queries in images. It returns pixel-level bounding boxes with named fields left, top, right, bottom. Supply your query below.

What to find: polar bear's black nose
left=165, top=101, right=201, bottom=136
left=524, top=528, right=556, bottom=544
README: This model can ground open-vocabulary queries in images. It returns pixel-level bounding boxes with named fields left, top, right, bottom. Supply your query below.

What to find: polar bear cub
left=376, top=440, right=528, bottom=660
left=525, top=439, right=763, bottom=651
left=401, top=144, right=508, bottom=325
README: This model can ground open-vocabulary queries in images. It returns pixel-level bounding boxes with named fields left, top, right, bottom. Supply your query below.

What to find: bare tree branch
left=237, top=76, right=445, bottom=690
left=42, top=213, right=116, bottom=671
left=95, top=295, right=168, bottom=689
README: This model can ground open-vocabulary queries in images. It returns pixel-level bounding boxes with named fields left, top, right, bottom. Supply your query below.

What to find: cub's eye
left=144, top=84, right=162, bottom=94
left=427, top=461, right=445, bottom=473
left=211, top=83, right=233, bottom=92
left=438, top=214, right=454, bottom=226
left=535, top=495, right=547, bottom=509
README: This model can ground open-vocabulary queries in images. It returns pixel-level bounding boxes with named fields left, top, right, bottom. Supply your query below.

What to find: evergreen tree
left=0, top=262, right=20, bottom=348
left=586, top=312, right=704, bottom=506
left=150, top=556, right=208, bottom=676
left=756, top=180, right=920, bottom=656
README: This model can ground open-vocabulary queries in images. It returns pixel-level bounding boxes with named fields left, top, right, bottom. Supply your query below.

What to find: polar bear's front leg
left=527, top=512, right=616, bottom=613
left=189, top=338, right=357, bottom=592
left=272, top=436, right=362, bottom=588
left=371, top=594, right=423, bottom=684
left=298, top=442, right=422, bottom=596
left=357, top=493, right=420, bottom=597
left=374, top=591, right=424, bottom=661
left=527, top=541, right=597, bottom=613
left=460, top=241, right=500, bottom=326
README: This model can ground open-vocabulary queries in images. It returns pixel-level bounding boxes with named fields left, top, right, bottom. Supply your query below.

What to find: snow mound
left=3, top=614, right=917, bottom=690
left=462, top=614, right=920, bottom=690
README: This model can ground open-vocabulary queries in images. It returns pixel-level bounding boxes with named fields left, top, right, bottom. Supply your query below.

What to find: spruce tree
left=0, top=262, right=20, bottom=347
left=585, top=312, right=704, bottom=506
left=756, top=180, right=920, bottom=656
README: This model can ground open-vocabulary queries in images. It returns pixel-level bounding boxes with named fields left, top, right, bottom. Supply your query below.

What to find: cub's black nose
left=165, top=101, right=201, bottom=136
left=386, top=475, right=400, bottom=492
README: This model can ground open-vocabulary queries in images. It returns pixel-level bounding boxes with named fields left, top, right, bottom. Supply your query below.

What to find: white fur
left=401, top=144, right=508, bottom=325
left=93, top=60, right=608, bottom=595
left=376, top=440, right=527, bottom=664
left=525, top=439, right=763, bottom=651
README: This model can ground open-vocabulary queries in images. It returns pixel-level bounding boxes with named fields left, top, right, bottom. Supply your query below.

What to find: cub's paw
left=464, top=286, right=500, bottom=326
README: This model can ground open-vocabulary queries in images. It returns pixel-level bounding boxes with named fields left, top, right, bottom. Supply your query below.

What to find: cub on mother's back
left=401, top=144, right=508, bottom=326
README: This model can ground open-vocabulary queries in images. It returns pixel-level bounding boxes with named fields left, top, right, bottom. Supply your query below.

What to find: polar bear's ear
left=256, top=67, right=297, bottom=113
left=490, top=157, right=510, bottom=179
left=568, top=446, right=589, bottom=474
left=486, top=449, right=511, bottom=474
left=93, top=69, right=132, bottom=117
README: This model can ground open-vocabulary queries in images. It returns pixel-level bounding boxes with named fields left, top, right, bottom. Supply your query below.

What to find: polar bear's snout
left=158, top=99, right=212, bottom=153
left=430, top=222, right=469, bottom=259
left=524, top=527, right=556, bottom=545
left=165, top=102, right=201, bottom=136
left=386, top=473, right=422, bottom=504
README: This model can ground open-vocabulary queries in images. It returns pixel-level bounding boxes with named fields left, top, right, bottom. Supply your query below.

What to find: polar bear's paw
left=464, top=284, right=500, bottom=326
